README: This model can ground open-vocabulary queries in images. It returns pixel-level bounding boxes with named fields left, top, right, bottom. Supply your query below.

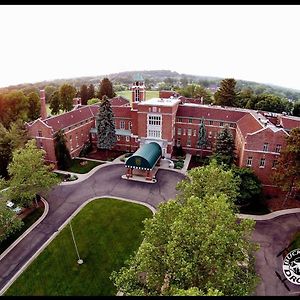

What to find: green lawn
left=116, top=90, right=159, bottom=103
left=5, top=198, right=152, bottom=296
left=0, top=207, right=44, bottom=255
left=66, top=159, right=104, bottom=174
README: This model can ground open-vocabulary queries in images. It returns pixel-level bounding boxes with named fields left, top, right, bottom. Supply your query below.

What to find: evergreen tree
left=80, top=84, right=88, bottom=105
left=27, top=91, right=41, bottom=121
left=49, top=90, right=61, bottom=115
left=54, top=130, right=72, bottom=170
left=293, top=100, right=300, bottom=117
left=213, top=125, right=236, bottom=166
left=59, top=84, right=76, bottom=112
left=214, top=78, right=237, bottom=107
left=97, top=78, right=116, bottom=99
left=96, top=96, right=117, bottom=150
left=197, top=117, right=207, bottom=158
left=87, top=83, right=95, bottom=100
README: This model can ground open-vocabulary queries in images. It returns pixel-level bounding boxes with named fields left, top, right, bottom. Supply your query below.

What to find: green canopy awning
left=125, top=142, right=162, bottom=170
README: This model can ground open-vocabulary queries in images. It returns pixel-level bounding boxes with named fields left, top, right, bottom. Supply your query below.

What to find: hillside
left=1, top=70, right=300, bottom=101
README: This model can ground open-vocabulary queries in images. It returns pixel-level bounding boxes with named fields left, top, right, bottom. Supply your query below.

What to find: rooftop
left=138, top=97, right=181, bottom=107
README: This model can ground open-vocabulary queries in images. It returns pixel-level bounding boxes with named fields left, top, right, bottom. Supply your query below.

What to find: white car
left=6, top=201, right=14, bottom=208
left=12, top=206, right=22, bottom=215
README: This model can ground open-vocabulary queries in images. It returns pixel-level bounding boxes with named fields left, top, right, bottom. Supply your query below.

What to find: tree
left=272, top=127, right=300, bottom=206
left=44, top=85, right=58, bottom=103
left=96, top=96, right=117, bottom=151
left=5, top=139, right=60, bottom=207
left=0, top=200, right=23, bottom=243
left=59, top=84, right=76, bottom=112
left=97, top=78, right=115, bottom=100
left=175, top=84, right=212, bottom=103
left=87, top=83, right=95, bottom=100
left=87, top=98, right=100, bottom=105
left=176, top=159, right=240, bottom=205
left=232, top=166, right=262, bottom=206
left=197, top=117, right=207, bottom=158
left=80, top=84, right=89, bottom=105
left=254, top=94, right=287, bottom=113
left=213, top=125, right=236, bottom=166
left=0, top=121, right=28, bottom=178
left=27, top=91, right=41, bottom=121
left=111, top=194, right=258, bottom=296
left=54, top=129, right=72, bottom=171
left=293, top=100, right=300, bottom=117
left=214, top=78, right=237, bottom=107
left=235, top=88, right=256, bottom=108
left=49, top=90, right=61, bottom=115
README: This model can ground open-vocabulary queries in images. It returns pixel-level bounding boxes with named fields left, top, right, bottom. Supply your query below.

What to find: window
left=176, top=138, right=181, bottom=147
left=177, top=128, right=182, bottom=135
left=275, top=144, right=282, bottom=153
left=272, top=160, right=278, bottom=169
left=259, top=158, right=266, bottom=168
left=246, top=157, right=253, bottom=167
left=220, top=122, right=224, bottom=127
left=187, top=128, right=192, bottom=136
left=120, top=121, right=125, bottom=129
left=148, top=115, right=161, bottom=126
left=128, top=121, right=132, bottom=130
left=148, top=130, right=161, bottom=138
left=135, top=137, right=138, bottom=143
left=209, top=120, right=213, bottom=125
left=37, top=130, right=42, bottom=137
left=188, top=118, right=193, bottom=123
left=113, top=120, right=116, bottom=127
left=229, top=123, right=235, bottom=128
left=76, top=135, right=79, bottom=147
left=39, top=141, right=43, bottom=148
left=117, top=135, right=120, bottom=141
left=193, top=129, right=196, bottom=136
left=187, top=137, right=191, bottom=147
left=263, top=143, right=269, bottom=152
left=208, top=131, right=212, bottom=138
left=126, top=136, right=130, bottom=142
left=183, top=128, right=186, bottom=135
left=177, top=117, right=183, bottom=122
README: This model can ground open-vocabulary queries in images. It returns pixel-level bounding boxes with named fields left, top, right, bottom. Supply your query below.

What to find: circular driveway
left=0, top=164, right=184, bottom=293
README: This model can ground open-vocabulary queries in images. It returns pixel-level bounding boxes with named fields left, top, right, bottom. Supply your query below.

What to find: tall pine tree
left=97, top=78, right=116, bottom=99
left=96, top=96, right=117, bottom=151
left=80, top=84, right=89, bottom=105
left=214, top=78, right=237, bottom=107
left=197, top=117, right=207, bottom=158
left=213, top=125, right=236, bottom=166
left=54, top=129, right=72, bottom=170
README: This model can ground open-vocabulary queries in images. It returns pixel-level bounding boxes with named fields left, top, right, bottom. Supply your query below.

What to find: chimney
left=200, top=96, right=204, bottom=105
left=40, top=89, right=47, bottom=120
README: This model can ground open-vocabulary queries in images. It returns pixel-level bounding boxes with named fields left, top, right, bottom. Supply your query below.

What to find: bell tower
left=131, top=73, right=145, bottom=103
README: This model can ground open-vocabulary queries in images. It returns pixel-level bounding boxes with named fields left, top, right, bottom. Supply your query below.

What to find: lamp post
left=69, top=220, right=83, bottom=265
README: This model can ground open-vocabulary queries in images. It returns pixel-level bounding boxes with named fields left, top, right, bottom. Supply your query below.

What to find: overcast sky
left=1, top=5, right=300, bottom=90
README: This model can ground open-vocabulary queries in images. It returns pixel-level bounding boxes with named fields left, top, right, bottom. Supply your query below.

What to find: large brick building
left=26, top=77, right=300, bottom=189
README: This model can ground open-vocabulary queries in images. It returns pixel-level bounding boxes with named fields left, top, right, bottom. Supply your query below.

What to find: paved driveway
left=0, top=163, right=299, bottom=296
left=0, top=164, right=184, bottom=293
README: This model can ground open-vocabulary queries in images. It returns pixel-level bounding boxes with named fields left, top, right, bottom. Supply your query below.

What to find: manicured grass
left=0, top=207, right=44, bottom=255
left=116, top=90, right=159, bottom=103
left=5, top=198, right=152, bottom=296
left=66, top=159, right=104, bottom=174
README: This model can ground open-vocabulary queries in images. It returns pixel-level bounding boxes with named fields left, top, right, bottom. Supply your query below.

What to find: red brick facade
left=26, top=81, right=300, bottom=188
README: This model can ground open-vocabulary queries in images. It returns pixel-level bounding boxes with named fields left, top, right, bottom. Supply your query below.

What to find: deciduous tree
left=111, top=194, right=258, bottom=296
left=87, top=83, right=95, bottom=100
left=272, top=127, right=300, bottom=206
left=5, top=139, right=59, bottom=207
left=97, top=78, right=115, bottom=99
left=49, top=90, right=61, bottom=115
left=59, top=84, right=76, bottom=112
left=27, top=91, right=41, bottom=121
left=80, top=84, right=89, bottom=105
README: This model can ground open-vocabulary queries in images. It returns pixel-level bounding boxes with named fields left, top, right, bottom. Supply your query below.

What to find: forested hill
left=1, top=70, right=300, bottom=101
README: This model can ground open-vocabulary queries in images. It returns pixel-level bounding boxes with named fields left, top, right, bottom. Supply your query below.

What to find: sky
left=1, top=5, right=300, bottom=90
